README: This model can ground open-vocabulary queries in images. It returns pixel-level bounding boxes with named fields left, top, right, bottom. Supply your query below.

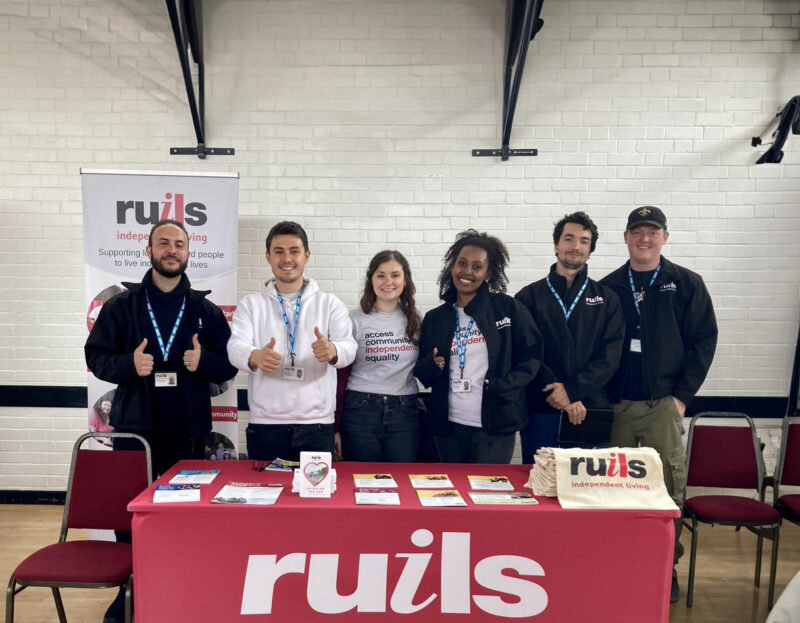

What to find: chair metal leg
left=51, top=587, right=67, bottom=623
left=686, top=517, right=698, bottom=608
left=755, top=531, right=763, bottom=587
left=125, top=576, right=133, bottom=623
left=5, top=576, right=17, bottom=623
left=768, top=525, right=780, bottom=610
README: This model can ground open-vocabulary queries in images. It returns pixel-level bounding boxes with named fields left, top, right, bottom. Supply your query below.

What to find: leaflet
left=153, top=484, right=201, bottom=503
left=409, top=474, right=453, bottom=489
left=353, top=473, right=398, bottom=488
left=169, top=469, right=220, bottom=485
left=263, top=458, right=299, bottom=472
left=354, top=488, right=401, bottom=505
left=211, top=483, right=284, bottom=505
left=416, top=489, right=467, bottom=507
left=468, top=491, right=539, bottom=505
left=467, top=475, right=514, bottom=491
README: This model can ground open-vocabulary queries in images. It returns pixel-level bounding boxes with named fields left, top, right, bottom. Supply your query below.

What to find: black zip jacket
left=600, top=257, right=718, bottom=406
left=414, top=282, right=543, bottom=436
left=84, top=270, right=237, bottom=437
left=515, top=265, right=624, bottom=413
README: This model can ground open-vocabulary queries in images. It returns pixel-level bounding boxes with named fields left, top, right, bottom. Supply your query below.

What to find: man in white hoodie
left=228, top=221, right=356, bottom=460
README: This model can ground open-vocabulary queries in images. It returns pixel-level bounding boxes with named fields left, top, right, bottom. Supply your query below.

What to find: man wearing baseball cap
left=601, top=206, right=718, bottom=602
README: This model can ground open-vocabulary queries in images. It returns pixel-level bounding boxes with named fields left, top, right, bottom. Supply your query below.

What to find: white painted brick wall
left=1, top=0, right=799, bottom=489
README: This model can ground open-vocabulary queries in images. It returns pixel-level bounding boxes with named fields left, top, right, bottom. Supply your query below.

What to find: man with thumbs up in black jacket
left=85, top=219, right=236, bottom=623
left=85, top=219, right=237, bottom=476
left=227, top=221, right=357, bottom=461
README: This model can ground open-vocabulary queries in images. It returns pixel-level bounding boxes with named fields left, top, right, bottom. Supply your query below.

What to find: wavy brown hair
left=360, top=250, right=420, bottom=345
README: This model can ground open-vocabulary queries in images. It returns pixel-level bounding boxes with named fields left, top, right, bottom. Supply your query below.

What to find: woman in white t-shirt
left=414, top=230, right=542, bottom=464
left=340, top=250, right=421, bottom=461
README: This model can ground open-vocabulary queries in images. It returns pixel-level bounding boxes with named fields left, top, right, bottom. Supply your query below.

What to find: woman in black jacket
left=414, top=230, right=542, bottom=463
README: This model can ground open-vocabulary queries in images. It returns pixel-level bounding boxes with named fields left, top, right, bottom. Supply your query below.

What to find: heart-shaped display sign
left=303, top=462, right=329, bottom=487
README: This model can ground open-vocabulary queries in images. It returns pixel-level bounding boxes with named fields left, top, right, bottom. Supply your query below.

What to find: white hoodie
left=227, top=278, right=356, bottom=425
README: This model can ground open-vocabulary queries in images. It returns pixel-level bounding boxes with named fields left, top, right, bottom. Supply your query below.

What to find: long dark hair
left=437, top=229, right=510, bottom=300
left=360, top=250, right=420, bottom=345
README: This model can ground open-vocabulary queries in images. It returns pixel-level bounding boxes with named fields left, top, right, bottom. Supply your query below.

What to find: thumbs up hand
left=134, top=338, right=154, bottom=377
left=311, top=326, right=338, bottom=364
left=248, top=337, right=282, bottom=373
left=183, top=333, right=202, bottom=373
left=433, top=347, right=445, bottom=372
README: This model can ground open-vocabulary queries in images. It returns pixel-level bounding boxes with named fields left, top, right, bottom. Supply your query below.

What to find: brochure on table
left=468, top=475, right=514, bottom=491
left=468, top=491, right=539, bottom=505
left=212, top=483, right=284, bottom=505
left=409, top=474, right=454, bottom=488
left=416, top=489, right=467, bottom=507
left=153, top=484, right=201, bottom=503
left=169, top=470, right=220, bottom=485
left=354, top=488, right=401, bottom=505
left=353, top=473, right=398, bottom=488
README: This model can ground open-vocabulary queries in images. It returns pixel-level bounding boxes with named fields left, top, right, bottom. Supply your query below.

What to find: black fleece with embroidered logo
left=515, top=264, right=625, bottom=414
left=85, top=269, right=237, bottom=437
left=414, top=282, right=543, bottom=436
left=600, top=257, right=717, bottom=407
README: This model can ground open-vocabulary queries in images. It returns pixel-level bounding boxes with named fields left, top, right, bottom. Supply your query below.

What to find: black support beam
left=166, top=0, right=234, bottom=159
left=473, top=0, right=544, bottom=161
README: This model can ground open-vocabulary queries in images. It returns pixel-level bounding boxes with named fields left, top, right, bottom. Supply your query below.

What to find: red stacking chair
left=5, top=432, right=152, bottom=623
left=774, top=415, right=800, bottom=528
left=683, top=412, right=781, bottom=609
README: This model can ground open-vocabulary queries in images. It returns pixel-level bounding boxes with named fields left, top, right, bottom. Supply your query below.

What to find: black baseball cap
left=626, top=206, right=667, bottom=231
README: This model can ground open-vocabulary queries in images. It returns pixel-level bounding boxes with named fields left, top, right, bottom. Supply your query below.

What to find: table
left=129, top=460, right=678, bottom=622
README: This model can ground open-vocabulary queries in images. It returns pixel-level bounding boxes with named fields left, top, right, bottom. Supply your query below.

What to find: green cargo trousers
left=611, top=396, right=686, bottom=565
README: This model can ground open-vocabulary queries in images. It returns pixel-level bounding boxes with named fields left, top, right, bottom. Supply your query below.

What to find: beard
left=151, top=255, right=188, bottom=279
left=558, top=254, right=586, bottom=271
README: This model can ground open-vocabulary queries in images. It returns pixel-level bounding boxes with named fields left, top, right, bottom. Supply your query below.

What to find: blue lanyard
left=627, top=263, right=660, bottom=316
left=453, top=305, right=475, bottom=379
left=145, top=292, right=185, bottom=361
left=277, top=288, right=303, bottom=366
left=546, top=274, right=588, bottom=322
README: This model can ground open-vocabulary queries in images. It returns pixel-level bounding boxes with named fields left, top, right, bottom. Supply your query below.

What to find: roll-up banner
left=81, top=169, right=239, bottom=459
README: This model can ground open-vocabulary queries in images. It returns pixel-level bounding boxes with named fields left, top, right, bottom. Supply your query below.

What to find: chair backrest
left=686, top=412, right=763, bottom=491
left=61, top=432, right=152, bottom=539
left=775, top=417, right=800, bottom=497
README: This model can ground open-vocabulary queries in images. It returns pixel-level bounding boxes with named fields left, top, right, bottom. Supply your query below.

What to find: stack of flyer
left=212, top=483, right=284, bottom=505
left=526, top=448, right=558, bottom=497
left=353, top=473, right=400, bottom=505
left=153, top=469, right=221, bottom=503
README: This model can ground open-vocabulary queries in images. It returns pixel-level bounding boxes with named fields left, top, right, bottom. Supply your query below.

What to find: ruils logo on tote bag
left=569, top=452, right=647, bottom=479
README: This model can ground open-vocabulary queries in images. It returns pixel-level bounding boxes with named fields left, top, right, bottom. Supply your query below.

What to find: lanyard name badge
left=627, top=263, right=660, bottom=355
left=145, top=291, right=185, bottom=388
left=277, top=288, right=305, bottom=381
left=451, top=305, right=475, bottom=393
left=546, top=274, right=588, bottom=322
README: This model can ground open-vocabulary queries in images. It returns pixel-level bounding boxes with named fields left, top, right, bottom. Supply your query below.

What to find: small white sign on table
left=298, top=451, right=332, bottom=498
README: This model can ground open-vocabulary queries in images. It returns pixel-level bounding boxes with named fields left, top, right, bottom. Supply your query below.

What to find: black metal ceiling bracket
left=473, top=0, right=544, bottom=161
left=166, top=0, right=234, bottom=159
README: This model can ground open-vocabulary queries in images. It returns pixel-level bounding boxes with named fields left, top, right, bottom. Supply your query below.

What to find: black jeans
left=245, top=422, right=335, bottom=461
left=340, top=390, right=419, bottom=462
left=435, top=421, right=515, bottom=464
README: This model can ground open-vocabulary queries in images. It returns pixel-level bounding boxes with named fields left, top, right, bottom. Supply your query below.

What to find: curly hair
left=360, top=250, right=420, bottom=345
left=552, top=211, right=599, bottom=252
left=437, top=229, right=510, bottom=299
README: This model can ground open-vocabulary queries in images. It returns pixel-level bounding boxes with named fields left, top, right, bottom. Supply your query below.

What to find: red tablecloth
left=129, top=460, right=677, bottom=622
